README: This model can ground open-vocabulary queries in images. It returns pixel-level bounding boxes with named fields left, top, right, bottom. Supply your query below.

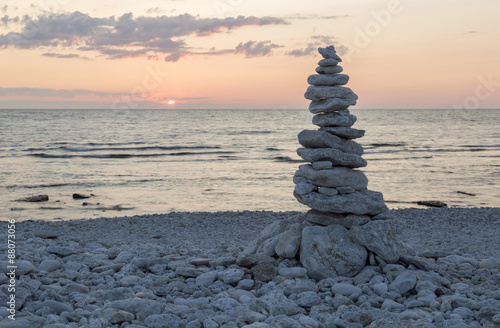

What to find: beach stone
left=195, top=270, right=218, bottom=287
left=252, top=260, right=277, bottom=282
left=297, top=147, right=367, bottom=168
left=308, top=74, right=349, bottom=86
left=389, top=271, right=418, bottom=295
left=331, top=283, right=362, bottom=296
left=38, top=260, right=62, bottom=272
left=278, top=267, right=308, bottom=279
left=0, top=315, right=47, bottom=328
left=275, top=223, right=302, bottom=258
left=296, top=291, right=321, bottom=307
left=46, top=245, right=78, bottom=257
left=479, top=257, right=499, bottom=269
left=381, top=299, right=406, bottom=311
left=298, top=130, right=364, bottom=155
left=100, top=308, right=134, bottom=324
left=318, top=187, right=338, bottom=196
left=318, top=57, right=341, bottom=66
left=144, top=314, right=184, bottom=328
left=104, top=287, right=135, bottom=301
left=105, top=298, right=165, bottom=317
left=261, top=293, right=304, bottom=316
left=305, top=210, right=370, bottom=228
left=300, top=225, right=368, bottom=279
left=304, top=86, right=358, bottom=102
left=349, top=219, right=401, bottom=263
left=319, top=126, right=365, bottom=139
left=5, top=260, right=35, bottom=276
left=295, top=190, right=388, bottom=216
left=295, top=164, right=368, bottom=189
left=308, top=97, right=357, bottom=114
left=175, top=267, right=207, bottom=278
left=42, top=300, right=74, bottom=314
left=316, top=66, right=344, bottom=74
left=318, top=46, right=342, bottom=61
left=218, top=268, right=245, bottom=285
left=312, top=161, right=333, bottom=169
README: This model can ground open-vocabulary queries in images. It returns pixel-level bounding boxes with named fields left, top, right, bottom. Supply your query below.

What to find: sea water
left=1, top=108, right=498, bottom=221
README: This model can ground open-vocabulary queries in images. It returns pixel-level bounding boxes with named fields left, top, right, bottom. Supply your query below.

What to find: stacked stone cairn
left=246, top=45, right=416, bottom=280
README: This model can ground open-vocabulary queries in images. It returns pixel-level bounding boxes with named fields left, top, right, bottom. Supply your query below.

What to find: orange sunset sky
left=1, top=0, right=499, bottom=110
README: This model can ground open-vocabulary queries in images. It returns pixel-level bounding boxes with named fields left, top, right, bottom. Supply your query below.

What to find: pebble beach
left=1, top=207, right=499, bottom=328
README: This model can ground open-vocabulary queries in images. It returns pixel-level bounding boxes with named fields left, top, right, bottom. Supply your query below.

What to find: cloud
left=0, top=15, right=19, bottom=26
left=286, top=35, right=348, bottom=57
left=234, top=40, right=283, bottom=58
left=2, top=5, right=7, bottom=13
left=0, top=11, right=288, bottom=61
left=42, top=52, right=83, bottom=59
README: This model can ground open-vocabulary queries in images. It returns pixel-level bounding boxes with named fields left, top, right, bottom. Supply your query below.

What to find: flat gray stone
left=319, top=126, right=365, bottom=139
left=298, top=130, right=364, bottom=155
left=0, top=315, right=47, bottom=328
left=305, top=210, right=370, bottom=228
left=318, top=187, right=338, bottom=196
left=144, top=314, right=184, bottom=328
left=337, top=186, right=355, bottom=194
left=304, top=86, right=358, bottom=102
left=294, top=164, right=368, bottom=189
left=389, top=271, right=418, bottom=295
left=316, top=66, right=344, bottom=74
left=38, top=260, right=62, bottom=272
left=294, top=182, right=317, bottom=195
left=318, top=58, right=341, bottom=66
left=297, top=148, right=367, bottom=168
left=331, top=283, right=362, bottom=296
left=318, top=46, right=342, bottom=61
left=275, top=223, right=302, bottom=258
left=309, top=98, right=356, bottom=113
left=294, top=190, right=388, bottom=215
left=313, top=112, right=357, bottom=127
left=42, top=300, right=74, bottom=314
left=308, top=74, right=349, bottom=86
left=300, top=225, right=367, bottom=279
left=349, top=219, right=400, bottom=263
left=312, top=161, right=333, bottom=169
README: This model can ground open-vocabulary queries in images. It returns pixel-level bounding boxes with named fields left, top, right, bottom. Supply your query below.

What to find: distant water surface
left=0, top=108, right=498, bottom=221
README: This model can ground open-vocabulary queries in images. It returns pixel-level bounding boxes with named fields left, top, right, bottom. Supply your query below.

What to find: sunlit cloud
left=234, top=40, right=283, bottom=58
left=42, top=52, right=84, bottom=59
left=0, top=11, right=288, bottom=61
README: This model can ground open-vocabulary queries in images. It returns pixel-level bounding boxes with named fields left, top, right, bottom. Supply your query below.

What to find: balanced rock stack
left=246, top=45, right=415, bottom=281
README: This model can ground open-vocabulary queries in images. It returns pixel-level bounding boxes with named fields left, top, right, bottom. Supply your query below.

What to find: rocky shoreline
left=0, top=208, right=499, bottom=328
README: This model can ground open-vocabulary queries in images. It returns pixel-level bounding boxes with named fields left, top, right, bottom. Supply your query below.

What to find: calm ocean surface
left=1, top=108, right=499, bottom=221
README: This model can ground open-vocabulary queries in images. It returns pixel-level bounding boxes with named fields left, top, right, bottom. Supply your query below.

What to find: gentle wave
left=30, top=151, right=237, bottom=159
left=24, top=145, right=221, bottom=152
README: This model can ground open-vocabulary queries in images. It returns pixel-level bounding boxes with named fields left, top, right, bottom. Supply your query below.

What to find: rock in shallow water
left=300, top=224, right=368, bottom=279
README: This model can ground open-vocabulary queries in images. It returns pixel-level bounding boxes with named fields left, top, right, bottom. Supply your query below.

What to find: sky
left=0, top=0, right=499, bottom=110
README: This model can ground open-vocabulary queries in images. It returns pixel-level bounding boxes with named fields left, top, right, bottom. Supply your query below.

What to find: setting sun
left=167, top=100, right=175, bottom=105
